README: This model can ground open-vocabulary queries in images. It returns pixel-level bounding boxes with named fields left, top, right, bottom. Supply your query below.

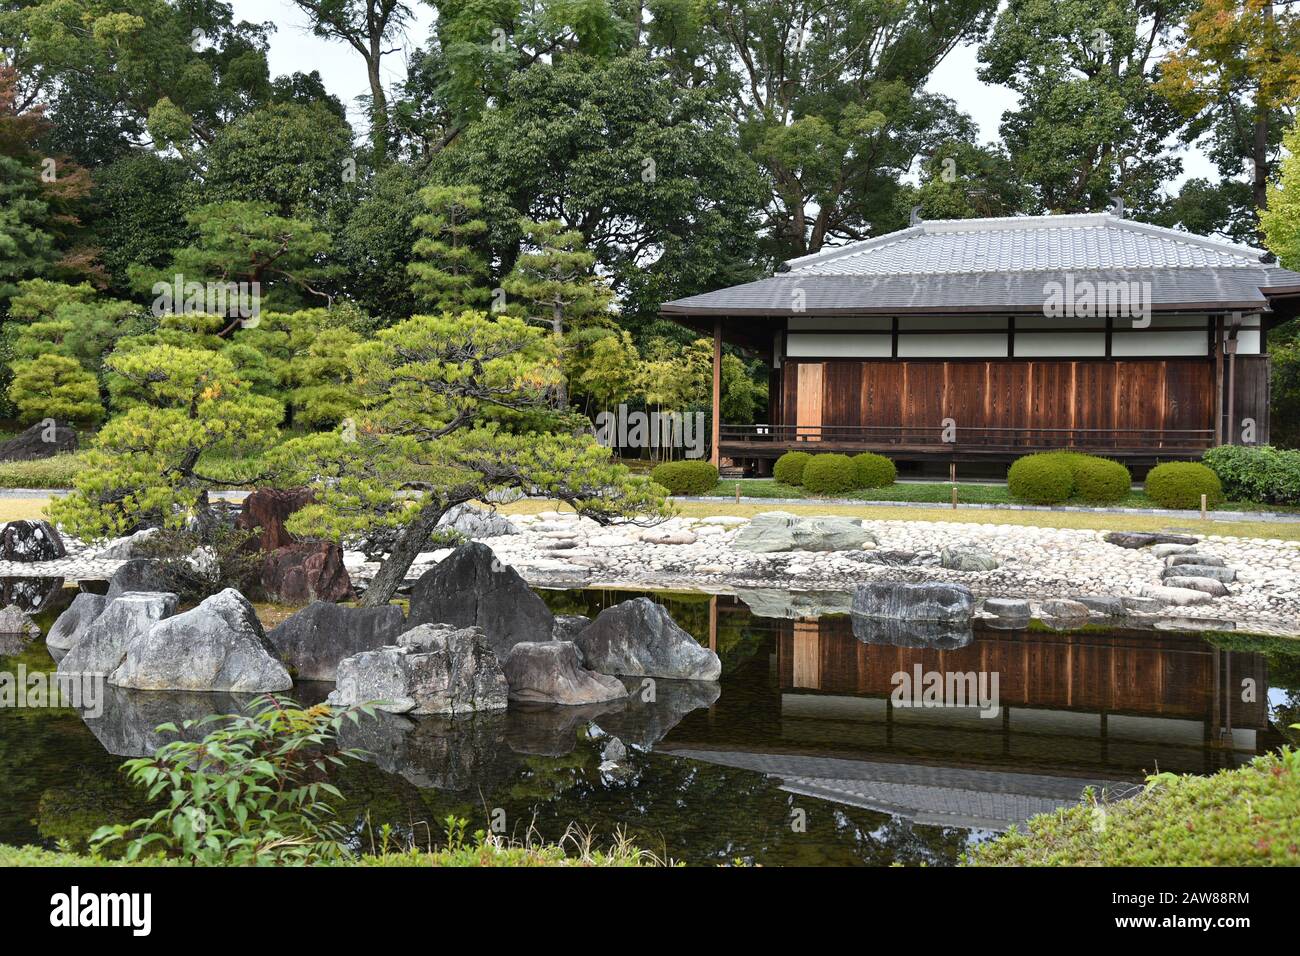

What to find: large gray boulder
left=266, top=601, right=406, bottom=681
left=436, top=503, right=518, bottom=539
left=92, top=528, right=160, bottom=560
left=503, top=641, right=628, bottom=706
left=45, top=592, right=108, bottom=658
left=328, top=624, right=509, bottom=716
left=851, top=581, right=974, bottom=623
left=110, top=588, right=291, bottom=692
left=552, top=614, right=591, bottom=642
left=575, top=597, right=721, bottom=681
left=58, top=592, right=178, bottom=677
left=1104, top=531, right=1198, bottom=549
left=408, top=543, right=555, bottom=661
left=731, top=512, right=875, bottom=553
left=939, top=547, right=1000, bottom=572
left=0, top=520, right=65, bottom=561
left=106, top=559, right=171, bottom=598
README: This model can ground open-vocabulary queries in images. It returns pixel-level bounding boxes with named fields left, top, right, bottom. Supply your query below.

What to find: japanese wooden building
left=661, top=212, right=1300, bottom=472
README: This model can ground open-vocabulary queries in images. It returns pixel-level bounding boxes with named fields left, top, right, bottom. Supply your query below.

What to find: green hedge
left=649, top=460, right=719, bottom=496
left=1007, top=453, right=1075, bottom=503
left=1069, top=455, right=1131, bottom=504
left=0, top=452, right=86, bottom=489
left=1203, top=444, right=1300, bottom=505
left=802, top=453, right=858, bottom=494
left=1007, top=452, right=1131, bottom=505
left=773, top=451, right=812, bottom=486
left=1145, top=461, right=1224, bottom=509
left=965, top=749, right=1300, bottom=866
left=851, top=452, right=897, bottom=489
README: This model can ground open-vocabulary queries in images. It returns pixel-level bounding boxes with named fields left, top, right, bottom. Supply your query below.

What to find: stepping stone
left=1104, top=532, right=1198, bottom=549
left=1165, top=554, right=1224, bottom=568
left=1039, top=599, right=1091, bottom=623
left=1151, top=544, right=1198, bottom=558
left=1122, top=595, right=1165, bottom=613
left=982, top=598, right=1031, bottom=619
left=1160, top=565, right=1235, bottom=584
left=1162, top=576, right=1230, bottom=597
left=1075, top=595, right=1126, bottom=616
left=1141, top=584, right=1213, bottom=606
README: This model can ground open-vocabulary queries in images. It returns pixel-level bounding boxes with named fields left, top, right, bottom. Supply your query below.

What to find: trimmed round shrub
left=773, top=451, right=812, bottom=486
left=802, top=454, right=858, bottom=495
left=1007, top=453, right=1074, bottom=504
left=851, top=452, right=896, bottom=489
left=1145, top=462, right=1224, bottom=510
left=650, top=460, right=719, bottom=496
left=1070, top=456, right=1132, bottom=504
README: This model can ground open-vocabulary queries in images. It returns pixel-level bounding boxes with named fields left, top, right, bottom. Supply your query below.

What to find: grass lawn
left=499, top=496, right=1300, bottom=542
left=707, top=477, right=1300, bottom=514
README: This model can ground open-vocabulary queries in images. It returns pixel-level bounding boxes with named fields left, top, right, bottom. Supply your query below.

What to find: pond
left=1, top=581, right=1297, bottom=866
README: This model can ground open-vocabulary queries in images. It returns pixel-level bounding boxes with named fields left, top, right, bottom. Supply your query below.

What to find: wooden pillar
left=711, top=318, right=722, bottom=468
left=1213, top=315, right=1224, bottom=445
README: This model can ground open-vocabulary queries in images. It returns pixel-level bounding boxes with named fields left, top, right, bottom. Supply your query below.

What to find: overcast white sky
left=231, top=0, right=1213, bottom=191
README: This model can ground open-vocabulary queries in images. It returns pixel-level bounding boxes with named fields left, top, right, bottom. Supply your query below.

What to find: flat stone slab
left=1141, top=584, right=1213, bottom=606
left=1163, top=576, right=1230, bottom=597
left=1104, top=532, right=1199, bottom=549
left=1160, top=564, right=1235, bottom=584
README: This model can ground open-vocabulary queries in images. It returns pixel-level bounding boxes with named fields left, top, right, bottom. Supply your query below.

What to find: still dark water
left=1, top=581, right=1297, bottom=866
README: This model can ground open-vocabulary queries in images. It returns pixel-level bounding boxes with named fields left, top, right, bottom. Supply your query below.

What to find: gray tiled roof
left=662, top=213, right=1300, bottom=315
left=785, top=212, right=1268, bottom=276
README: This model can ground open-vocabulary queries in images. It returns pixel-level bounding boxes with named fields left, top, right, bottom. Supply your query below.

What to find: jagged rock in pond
left=552, top=614, right=591, bottom=643
left=939, top=547, right=1000, bottom=572
left=79, top=687, right=252, bottom=758
left=106, top=559, right=171, bottom=599
left=981, top=597, right=1031, bottom=628
left=259, top=541, right=354, bottom=604
left=1039, top=599, right=1091, bottom=626
left=57, top=592, right=178, bottom=678
left=234, top=487, right=316, bottom=552
left=595, top=676, right=722, bottom=749
left=503, top=641, right=628, bottom=706
left=92, top=528, right=160, bottom=560
left=1163, top=576, right=1231, bottom=597
left=504, top=699, right=624, bottom=756
left=45, top=592, right=108, bottom=659
left=0, top=420, right=77, bottom=461
left=436, top=503, right=518, bottom=539
left=1160, top=564, right=1235, bottom=584
left=328, top=625, right=509, bottom=716
left=737, top=588, right=853, bottom=619
left=1, top=575, right=66, bottom=614
left=110, top=588, right=291, bottom=692
left=601, top=736, right=627, bottom=765
left=408, top=542, right=555, bottom=661
left=0, top=520, right=65, bottom=561
left=266, top=601, right=406, bottom=681
left=731, top=512, right=876, bottom=553
left=851, top=581, right=974, bottom=623
left=575, top=597, right=721, bottom=681
left=337, top=708, right=517, bottom=791
left=1103, top=531, right=1198, bottom=549
left=0, top=605, right=40, bottom=654
left=850, top=615, right=974, bottom=649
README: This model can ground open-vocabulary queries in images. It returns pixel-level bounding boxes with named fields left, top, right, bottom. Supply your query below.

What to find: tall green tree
left=977, top=0, right=1188, bottom=216
left=287, top=0, right=415, bottom=165
left=1159, top=0, right=1300, bottom=239
left=502, top=219, right=612, bottom=407
left=407, top=184, right=491, bottom=311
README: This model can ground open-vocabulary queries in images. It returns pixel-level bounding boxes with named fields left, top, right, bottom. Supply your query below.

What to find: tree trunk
left=367, top=50, right=389, bottom=167
left=359, top=504, right=446, bottom=607
left=552, top=303, right=568, bottom=408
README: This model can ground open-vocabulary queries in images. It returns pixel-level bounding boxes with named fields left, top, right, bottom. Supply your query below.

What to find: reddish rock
left=260, top=542, right=354, bottom=605
left=236, top=488, right=316, bottom=552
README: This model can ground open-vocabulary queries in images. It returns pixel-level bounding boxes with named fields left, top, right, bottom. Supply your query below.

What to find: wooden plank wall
left=786, top=359, right=1215, bottom=439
